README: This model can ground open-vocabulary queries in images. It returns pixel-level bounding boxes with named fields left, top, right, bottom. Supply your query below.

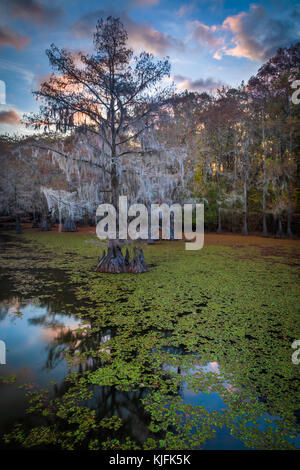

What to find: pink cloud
left=71, top=11, right=185, bottom=56
left=173, top=75, right=224, bottom=92
left=0, top=109, right=20, bottom=124
left=7, top=0, right=64, bottom=25
left=221, top=4, right=300, bottom=61
left=0, top=25, right=29, bottom=50
left=222, top=10, right=264, bottom=60
left=190, top=20, right=222, bottom=49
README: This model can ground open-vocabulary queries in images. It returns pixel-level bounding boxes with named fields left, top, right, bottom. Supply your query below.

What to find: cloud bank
left=173, top=75, right=224, bottom=92
left=0, top=108, right=20, bottom=124
left=0, top=25, right=29, bottom=50
left=7, top=0, right=64, bottom=25
left=221, top=3, right=300, bottom=61
left=70, top=10, right=185, bottom=56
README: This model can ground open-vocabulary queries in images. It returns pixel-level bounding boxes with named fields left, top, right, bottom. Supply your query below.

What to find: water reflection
left=161, top=358, right=300, bottom=450
left=90, top=387, right=152, bottom=443
left=1, top=296, right=299, bottom=449
left=0, top=298, right=152, bottom=445
left=0, top=299, right=82, bottom=432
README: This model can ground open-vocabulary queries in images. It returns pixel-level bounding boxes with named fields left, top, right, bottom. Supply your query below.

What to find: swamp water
left=0, top=299, right=249, bottom=449
left=0, top=234, right=299, bottom=450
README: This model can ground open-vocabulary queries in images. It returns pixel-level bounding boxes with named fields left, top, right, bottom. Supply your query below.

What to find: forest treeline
left=161, top=43, right=300, bottom=236
left=0, top=25, right=299, bottom=237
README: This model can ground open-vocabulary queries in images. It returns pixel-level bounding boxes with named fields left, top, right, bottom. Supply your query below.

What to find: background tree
left=248, top=43, right=300, bottom=237
left=0, top=137, right=59, bottom=231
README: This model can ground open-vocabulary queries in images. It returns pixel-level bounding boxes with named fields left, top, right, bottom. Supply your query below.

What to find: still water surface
left=0, top=261, right=299, bottom=449
left=0, top=297, right=260, bottom=449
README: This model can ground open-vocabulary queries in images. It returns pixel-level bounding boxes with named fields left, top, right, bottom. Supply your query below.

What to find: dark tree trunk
left=100, top=146, right=147, bottom=273
left=96, top=245, right=126, bottom=273
left=287, top=186, right=294, bottom=237
left=62, top=217, right=77, bottom=232
left=231, top=207, right=236, bottom=233
left=111, top=149, right=119, bottom=209
left=147, top=205, right=155, bottom=244
left=216, top=149, right=223, bottom=234
left=241, top=179, right=248, bottom=235
left=262, top=120, right=268, bottom=237
left=217, top=206, right=222, bottom=233
left=125, top=248, right=130, bottom=266
left=32, top=218, right=39, bottom=228
left=262, top=183, right=268, bottom=237
left=169, top=212, right=175, bottom=240
left=232, top=143, right=237, bottom=233
left=287, top=211, right=293, bottom=237
left=276, top=216, right=284, bottom=238
left=15, top=218, right=22, bottom=234
left=262, top=213, right=268, bottom=237
left=95, top=246, right=147, bottom=274
left=40, top=217, right=51, bottom=231
left=128, top=248, right=147, bottom=273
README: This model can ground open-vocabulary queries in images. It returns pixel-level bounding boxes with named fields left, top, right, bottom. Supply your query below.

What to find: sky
left=0, top=0, right=299, bottom=134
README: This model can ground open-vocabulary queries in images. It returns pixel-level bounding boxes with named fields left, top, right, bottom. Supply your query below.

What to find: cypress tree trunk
left=262, top=191, right=268, bottom=237
left=242, top=179, right=248, bottom=235
left=15, top=217, right=22, bottom=234
left=287, top=186, right=294, bottom=237
left=232, top=142, right=237, bottom=233
left=262, top=116, right=268, bottom=237
left=276, top=215, right=284, bottom=238
left=62, top=217, right=77, bottom=232
left=262, top=163, right=268, bottom=236
left=262, top=169, right=268, bottom=236
left=217, top=206, right=222, bottom=233
left=147, top=206, right=155, bottom=244
left=40, top=216, right=50, bottom=231
left=216, top=153, right=222, bottom=234
left=95, top=146, right=147, bottom=274
left=231, top=206, right=236, bottom=233
left=95, top=246, right=147, bottom=274
left=51, top=212, right=56, bottom=227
